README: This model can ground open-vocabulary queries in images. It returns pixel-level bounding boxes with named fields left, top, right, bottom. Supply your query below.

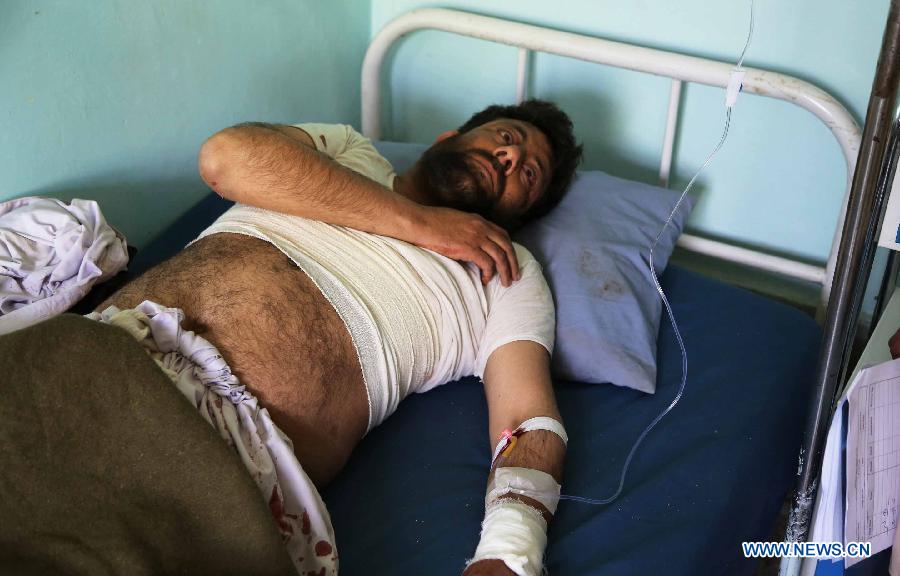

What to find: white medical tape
left=491, top=416, right=568, bottom=466
left=467, top=498, right=548, bottom=576
left=486, top=467, right=561, bottom=516
left=517, top=416, right=568, bottom=443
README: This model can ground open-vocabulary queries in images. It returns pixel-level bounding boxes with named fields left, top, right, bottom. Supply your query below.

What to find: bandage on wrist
left=467, top=498, right=548, bottom=576
left=486, top=466, right=561, bottom=516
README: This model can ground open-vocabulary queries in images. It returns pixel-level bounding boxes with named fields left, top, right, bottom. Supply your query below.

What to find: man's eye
left=525, top=166, right=535, bottom=183
left=500, top=130, right=512, bottom=144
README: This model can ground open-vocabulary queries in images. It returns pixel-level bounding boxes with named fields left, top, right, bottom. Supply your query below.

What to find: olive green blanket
left=0, top=314, right=294, bottom=576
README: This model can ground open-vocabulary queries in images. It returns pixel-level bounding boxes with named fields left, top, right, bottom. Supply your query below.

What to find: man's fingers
left=447, top=213, right=519, bottom=285
left=473, top=249, right=495, bottom=285
left=488, top=229, right=519, bottom=282
left=481, top=240, right=512, bottom=287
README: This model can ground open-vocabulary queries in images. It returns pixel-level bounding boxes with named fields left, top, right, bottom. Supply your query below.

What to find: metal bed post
left=783, top=1, right=900, bottom=569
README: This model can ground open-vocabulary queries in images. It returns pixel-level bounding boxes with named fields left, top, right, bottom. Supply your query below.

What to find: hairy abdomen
left=99, top=232, right=369, bottom=487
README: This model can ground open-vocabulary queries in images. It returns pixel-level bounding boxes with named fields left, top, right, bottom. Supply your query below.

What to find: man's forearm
left=467, top=342, right=566, bottom=575
left=490, top=430, right=565, bottom=523
left=483, top=342, right=565, bottom=521
left=197, top=123, right=420, bottom=239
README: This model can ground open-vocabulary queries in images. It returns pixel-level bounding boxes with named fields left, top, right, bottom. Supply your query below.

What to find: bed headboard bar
left=361, top=8, right=862, bottom=310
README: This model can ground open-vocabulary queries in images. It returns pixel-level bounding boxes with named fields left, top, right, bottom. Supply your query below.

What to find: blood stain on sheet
left=305, top=569, right=326, bottom=576
left=268, top=485, right=295, bottom=535
left=315, top=540, right=332, bottom=556
left=301, top=510, right=311, bottom=535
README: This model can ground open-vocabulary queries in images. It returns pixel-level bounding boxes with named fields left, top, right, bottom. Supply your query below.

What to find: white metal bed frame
left=361, top=7, right=863, bottom=312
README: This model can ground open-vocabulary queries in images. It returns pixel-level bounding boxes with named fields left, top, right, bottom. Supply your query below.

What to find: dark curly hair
left=457, top=99, right=583, bottom=225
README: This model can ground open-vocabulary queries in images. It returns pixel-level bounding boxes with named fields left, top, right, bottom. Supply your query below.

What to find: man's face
left=417, top=119, right=554, bottom=227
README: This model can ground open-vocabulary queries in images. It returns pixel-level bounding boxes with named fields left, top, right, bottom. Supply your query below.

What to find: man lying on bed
left=101, top=100, right=580, bottom=576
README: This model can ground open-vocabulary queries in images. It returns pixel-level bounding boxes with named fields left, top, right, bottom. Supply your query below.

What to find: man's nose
left=494, top=146, right=521, bottom=176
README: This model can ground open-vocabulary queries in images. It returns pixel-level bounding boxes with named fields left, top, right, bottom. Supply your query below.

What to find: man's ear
left=434, top=129, right=458, bottom=143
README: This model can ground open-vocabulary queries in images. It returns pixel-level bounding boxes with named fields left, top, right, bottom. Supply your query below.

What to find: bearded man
left=3, top=99, right=582, bottom=576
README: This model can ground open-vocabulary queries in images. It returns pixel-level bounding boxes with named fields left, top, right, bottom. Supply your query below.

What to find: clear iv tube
left=559, top=0, right=753, bottom=506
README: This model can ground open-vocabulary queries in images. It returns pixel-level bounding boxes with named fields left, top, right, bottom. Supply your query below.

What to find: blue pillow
left=514, top=171, right=694, bottom=393
left=373, top=141, right=694, bottom=393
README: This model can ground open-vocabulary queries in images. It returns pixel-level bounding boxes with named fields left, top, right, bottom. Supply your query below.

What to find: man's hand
left=463, top=559, right=517, bottom=576
left=411, top=205, right=520, bottom=287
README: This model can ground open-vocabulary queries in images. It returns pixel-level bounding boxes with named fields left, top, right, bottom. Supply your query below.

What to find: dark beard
left=417, top=138, right=505, bottom=220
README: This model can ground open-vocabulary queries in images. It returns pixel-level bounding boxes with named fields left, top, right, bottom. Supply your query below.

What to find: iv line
left=559, top=0, right=754, bottom=506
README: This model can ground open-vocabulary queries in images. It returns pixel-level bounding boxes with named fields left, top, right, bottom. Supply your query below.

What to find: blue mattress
left=123, top=183, right=821, bottom=576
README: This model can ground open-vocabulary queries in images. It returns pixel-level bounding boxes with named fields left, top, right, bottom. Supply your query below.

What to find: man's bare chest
left=101, top=231, right=369, bottom=485
left=103, top=231, right=363, bottom=397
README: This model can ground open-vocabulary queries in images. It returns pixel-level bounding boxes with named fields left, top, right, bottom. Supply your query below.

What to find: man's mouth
left=469, top=153, right=499, bottom=197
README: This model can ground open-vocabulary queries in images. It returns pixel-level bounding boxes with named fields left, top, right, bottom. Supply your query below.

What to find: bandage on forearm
left=467, top=498, right=548, bottom=576
left=469, top=467, right=561, bottom=575
left=486, top=466, right=561, bottom=515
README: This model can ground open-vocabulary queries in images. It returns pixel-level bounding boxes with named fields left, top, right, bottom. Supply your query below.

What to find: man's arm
left=465, top=340, right=566, bottom=576
left=197, top=122, right=519, bottom=285
left=198, top=123, right=420, bottom=239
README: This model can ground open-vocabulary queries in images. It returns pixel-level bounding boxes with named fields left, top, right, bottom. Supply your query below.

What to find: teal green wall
left=371, top=0, right=890, bottom=266
left=3, top=1, right=892, bottom=311
left=1, top=0, right=370, bottom=247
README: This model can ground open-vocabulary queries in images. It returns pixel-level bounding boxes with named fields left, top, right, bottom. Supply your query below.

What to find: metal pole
left=783, top=0, right=900, bottom=555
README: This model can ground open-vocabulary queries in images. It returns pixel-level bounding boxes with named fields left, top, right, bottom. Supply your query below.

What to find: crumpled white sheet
left=0, top=196, right=129, bottom=336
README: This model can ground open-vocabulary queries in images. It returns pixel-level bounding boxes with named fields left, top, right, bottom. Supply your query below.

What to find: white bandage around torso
left=191, top=123, right=556, bottom=433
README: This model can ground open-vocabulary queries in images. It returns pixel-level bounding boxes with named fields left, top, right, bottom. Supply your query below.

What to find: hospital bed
left=114, top=8, right=863, bottom=575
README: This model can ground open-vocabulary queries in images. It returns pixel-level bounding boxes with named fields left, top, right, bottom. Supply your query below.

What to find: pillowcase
left=373, top=140, right=694, bottom=394
left=513, top=171, right=694, bottom=393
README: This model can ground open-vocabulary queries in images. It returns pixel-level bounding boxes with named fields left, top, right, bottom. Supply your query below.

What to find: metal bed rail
left=361, top=7, right=862, bottom=312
